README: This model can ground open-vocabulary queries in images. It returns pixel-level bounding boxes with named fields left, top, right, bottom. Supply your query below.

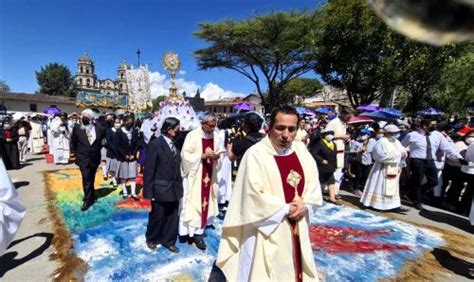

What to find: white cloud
left=148, top=70, right=245, bottom=101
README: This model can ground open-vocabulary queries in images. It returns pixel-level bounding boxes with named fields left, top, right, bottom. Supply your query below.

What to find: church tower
left=116, top=60, right=129, bottom=95
left=75, top=52, right=97, bottom=91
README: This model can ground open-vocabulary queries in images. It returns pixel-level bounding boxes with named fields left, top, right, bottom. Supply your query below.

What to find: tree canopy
left=278, top=77, right=322, bottom=105
left=314, top=0, right=463, bottom=113
left=36, top=63, right=75, bottom=97
left=194, top=11, right=318, bottom=113
left=0, top=80, right=10, bottom=93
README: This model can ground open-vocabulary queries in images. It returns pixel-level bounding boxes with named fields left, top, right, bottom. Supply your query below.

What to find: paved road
left=1, top=157, right=472, bottom=280
left=0, top=157, right=75, bottom=281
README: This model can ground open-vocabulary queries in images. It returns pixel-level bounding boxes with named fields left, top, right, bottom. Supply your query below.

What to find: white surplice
left=50, top=117, right=70, bottom=164
left=360, top=137, right=407, bottom=210
left=0, top=158, right=26, bottom=256
left=217, top=129, right=233, bottom=204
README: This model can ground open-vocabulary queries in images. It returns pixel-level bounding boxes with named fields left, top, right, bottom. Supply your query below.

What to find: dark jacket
left=309, top=139, right=337, bottom=174
left=115, top=127, right=139, bottom=162
left=71, top=123, right=106, bottom=168
left=143, top=135, right=183, bottom=202
left=105, top=128, right=118, bottom=159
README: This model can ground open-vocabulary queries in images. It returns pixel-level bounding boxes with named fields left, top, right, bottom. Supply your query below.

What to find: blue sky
left=0, top=0, right=321, bottom=99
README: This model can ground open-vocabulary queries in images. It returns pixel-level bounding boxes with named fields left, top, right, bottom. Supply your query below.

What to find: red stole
left=201, top=138, right=214, bottom=228
left=274, top=152, right=305, bottom=282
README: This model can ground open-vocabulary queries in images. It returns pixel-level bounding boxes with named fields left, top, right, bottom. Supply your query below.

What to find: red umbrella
left=348, top=116, right=375, bottom=125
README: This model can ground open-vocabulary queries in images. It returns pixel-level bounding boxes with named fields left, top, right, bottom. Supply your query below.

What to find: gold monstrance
left=162, top=51, right=181, bottom=100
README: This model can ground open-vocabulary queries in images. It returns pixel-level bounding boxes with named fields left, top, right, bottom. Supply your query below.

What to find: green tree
left=152, top=95, right=167, bottom=111
left=36, top=63, right=75, bottom=96
left=395, top=43, right=459, bottom=113
left=314, top=0, right=459, bottom=112
left=194, top=11, right=319, bottom=113
left=314, top=0, right=391, bottom=108
left=278, top=77, right=322, bottom=105
left=0, top=80, right=10, bottom=93
left=431, top=44, right=474, bottom=114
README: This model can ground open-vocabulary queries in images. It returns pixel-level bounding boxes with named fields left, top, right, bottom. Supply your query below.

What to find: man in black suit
left=143, top=117, right=183, bottom=253
left=70, top=109, right=106, bottom=211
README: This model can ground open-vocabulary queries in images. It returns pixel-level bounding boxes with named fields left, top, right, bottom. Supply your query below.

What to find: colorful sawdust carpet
left=45, top=169, right=444, bottom=281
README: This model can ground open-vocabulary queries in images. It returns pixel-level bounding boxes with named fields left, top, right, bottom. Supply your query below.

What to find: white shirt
left=82, top=124, right=96, bottom=145
left=401, top=130, right=461, bottom=160
left=461, top=143, right=474, bottom=174
left=162, top=135, right=176, bottom=154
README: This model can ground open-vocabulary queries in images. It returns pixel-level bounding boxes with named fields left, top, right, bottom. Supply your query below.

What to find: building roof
left=0, top=92, right=76, bottom=104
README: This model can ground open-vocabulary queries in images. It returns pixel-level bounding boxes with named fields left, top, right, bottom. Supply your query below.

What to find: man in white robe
left=216, top=127, right=233, bottom=207
left=216, top=106, right=322, bottom=282
left=0, top=158, right=26, bottom=256
left=325, top=107, right=353, bottom=193
left=50, top=114, right=71, bottom=164
left=179, top=113, right=223, bottom=250
left=295, top=118, right=309, bottom=145
left=360, top=125, right=408, bottom=211
left=29, top=114, right=44, bottom=154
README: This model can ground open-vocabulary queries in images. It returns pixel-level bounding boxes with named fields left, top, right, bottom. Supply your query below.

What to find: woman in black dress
left=309, top=129, right=338, bottom=204
left=1, top=120, right=20, bottom=170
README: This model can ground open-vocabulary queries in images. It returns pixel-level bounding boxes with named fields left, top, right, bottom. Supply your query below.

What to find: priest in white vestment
left=179, top=113, right=223, bottom=250
left=216, top=106, right=322, bottom=282
left=0, top=158, right=26, bottom=256
left=50, top=114, right=70, bottom=164
left=29, top=114, right=44, bottom=154
left=360, top=125, right=408, bottom=211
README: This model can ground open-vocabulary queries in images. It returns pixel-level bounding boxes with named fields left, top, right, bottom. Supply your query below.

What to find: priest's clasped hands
left=202, top=150, right=220, bottom=160
left=288, top=201, right=307, bottom=221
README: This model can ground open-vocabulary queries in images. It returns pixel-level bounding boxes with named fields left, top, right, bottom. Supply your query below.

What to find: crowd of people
left=1, top=104, right=474, bottom=280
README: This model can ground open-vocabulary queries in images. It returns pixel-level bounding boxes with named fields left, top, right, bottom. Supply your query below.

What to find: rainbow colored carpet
left=44, top=168, right=444, bottom=281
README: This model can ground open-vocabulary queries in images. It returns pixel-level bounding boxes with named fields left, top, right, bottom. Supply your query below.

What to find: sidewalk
left=0, top=157, right=75, bottom=281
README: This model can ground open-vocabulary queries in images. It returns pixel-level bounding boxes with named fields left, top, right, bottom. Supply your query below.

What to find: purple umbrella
left=233, top=102, right=253, bottom=111
left=43, top=106, right=61, bottom=115
left=356, top=104, right=380, bottom=112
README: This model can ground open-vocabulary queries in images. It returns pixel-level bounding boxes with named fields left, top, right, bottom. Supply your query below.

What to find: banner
left=76, top=92, right=128, bottom=108
left=126, top=67, right=151, bottom=112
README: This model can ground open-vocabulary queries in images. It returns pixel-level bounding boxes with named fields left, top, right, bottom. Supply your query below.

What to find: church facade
left=75, top=53, right=130, bottom=95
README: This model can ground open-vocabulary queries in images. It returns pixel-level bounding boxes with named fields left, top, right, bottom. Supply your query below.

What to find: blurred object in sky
left=368, top=0, right=474, bottom=45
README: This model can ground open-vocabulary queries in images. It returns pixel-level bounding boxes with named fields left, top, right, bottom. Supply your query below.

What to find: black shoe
left=81, top=202, right=93, bottom=211
left=191, top=236, right=207, bottom=250
left=146, top=241, right=157, bottom=250
left=391, top=207, right=410, bottom=213
left=414, top=203, right=424, bottom=210
left=131, top=194, right=140, bottom=201
left=327, top=199, right=341, bottom=206
left=164, top=245, right=180, bottom=253
left=178, top=235, right=189, bottom=244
